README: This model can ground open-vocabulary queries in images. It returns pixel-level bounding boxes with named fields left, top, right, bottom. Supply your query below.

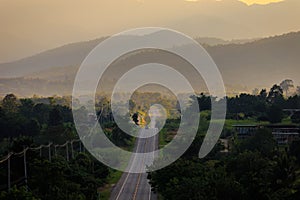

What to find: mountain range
left=0, top=31, right=299, bottom=97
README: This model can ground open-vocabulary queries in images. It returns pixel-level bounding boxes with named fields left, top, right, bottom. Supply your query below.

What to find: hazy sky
left=0, top=0, right=298, bottom=63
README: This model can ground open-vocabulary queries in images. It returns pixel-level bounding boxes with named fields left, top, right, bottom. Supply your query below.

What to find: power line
left=0, top=139, right=83, bottom=192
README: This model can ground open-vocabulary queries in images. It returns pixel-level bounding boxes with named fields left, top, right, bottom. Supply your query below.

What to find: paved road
left=110, top=128, right=158, bottom=200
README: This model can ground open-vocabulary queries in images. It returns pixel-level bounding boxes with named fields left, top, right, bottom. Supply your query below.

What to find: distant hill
left=205, top=31, right=300, bottom=90
left=195, top=37, right=258, bottom=46
left=0, top=31, right=299, bottom=97
left=0, top=35, right=256, bottom=78
left=0, top=37, right=107, bottom=78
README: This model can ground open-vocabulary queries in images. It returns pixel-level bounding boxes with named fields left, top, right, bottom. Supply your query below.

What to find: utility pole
left=54, top=145, right=57, bottom=157
left=23, top=148, right=28, bottom=190
left=79, top=141, right=82, bottom=153
left=39, top=147, right=42, bottom=158
left=66, top=142, right=69, bottom=161
left=71, top=141, right=74, bottom=159
left=7, top=153, right=11, bottom=192
left=48, top=143, right=52, bottom=162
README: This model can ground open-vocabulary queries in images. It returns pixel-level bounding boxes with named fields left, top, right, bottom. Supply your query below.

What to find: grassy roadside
left=99, top=170, right=123, bottom=199
left=98, top=133, right=136, bottom=199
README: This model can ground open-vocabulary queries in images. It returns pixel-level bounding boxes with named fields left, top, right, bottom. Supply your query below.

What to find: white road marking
left=115, top=132, right=142, bottom=200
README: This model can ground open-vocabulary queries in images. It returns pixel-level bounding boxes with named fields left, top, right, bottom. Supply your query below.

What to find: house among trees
left=232, top=125, right=258, bottom=139
left=267, top=124, right=300, bottom=145
left=233, top=124, right=300, bottom=145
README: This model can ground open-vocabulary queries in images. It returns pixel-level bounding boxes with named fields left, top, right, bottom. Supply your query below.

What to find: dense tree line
left=196, top=84, right=300, bottom=123
left=1, top=83, right=300, bottom=199
left=0, top=94, right=114, bottom=199
left=148, top=84, right=300, bottom=199
left=149, top=127, right=300, bottom=200
left=0, top=94, right=74, bottom=143
left=0, top=152, right=109, bottom=200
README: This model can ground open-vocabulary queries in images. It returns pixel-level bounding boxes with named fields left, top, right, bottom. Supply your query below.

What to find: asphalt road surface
left=110, top=128, right=158, bottom=200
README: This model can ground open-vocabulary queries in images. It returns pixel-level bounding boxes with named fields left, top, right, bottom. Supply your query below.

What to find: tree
left=289, top=140, right=300, bottom=164
left=96, top=96, right=111, bottom=123
left=1, top=94, right=19, bottom=113
left=25, top=119, right=41, bottom=136
left=48, top=106, right=63, bottom=126
left=0, top=186, right=39, bottom=200
left=0, top=107, right=7, bottom=139
left=33, top=103, right=51, bottom=124
left=27, top=152, right=109, bottom=200
left=238, top=128, right=276, bottom=156
left=19, top=98, right=34, bottom=118
left=111, top=126, right=132, bottom=146
left=285, top=95, right=300, bottom=109
left=259, top=89, right=268, bottom=100
left=267, top=84, right=284, bottom=105
left=296, top=86, right=300, bottom=95
left=28, top=158, right=85, bottom=200
left=226, top=151, right=275, bottom=199
left=10, top=136, right=34, bottom=152
left=291, top=112, right=300, bottom=123
left=267, top=104, right=283, bottom=123
left=280, top=79, right=294, bottom=96
left=272, top=151, right=297, bottom=197
left=196, top=94, right=211, bottom=111
left=150, top=158, right=244, bottom=200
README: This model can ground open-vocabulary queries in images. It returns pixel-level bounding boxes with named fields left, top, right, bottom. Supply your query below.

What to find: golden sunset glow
left=186, top=0, right=284, bottom=4
left=239, top=0, right=283, bottom=5
left=0, top=0, right=297, bottom=63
